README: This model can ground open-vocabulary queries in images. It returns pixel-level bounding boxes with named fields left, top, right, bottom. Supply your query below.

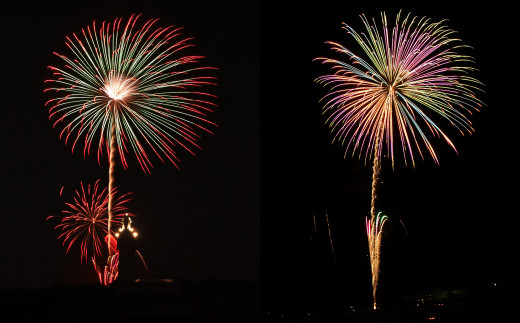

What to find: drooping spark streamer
left=399, top=218, right=409, bottom=235
left=325, top=210, right=336, bottom=261
left=47, top=180, right=132, bottom=264
left=366, top=212, right=388, bottom=310
left=315, top=11, right=484, bottom=309
left=45, top=14, right=217, bottom=257
left=136, top=250, right=149, bottom=273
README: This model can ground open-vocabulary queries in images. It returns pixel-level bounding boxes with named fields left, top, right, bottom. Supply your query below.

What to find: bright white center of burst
left=103, top=76, right=136, bottom=101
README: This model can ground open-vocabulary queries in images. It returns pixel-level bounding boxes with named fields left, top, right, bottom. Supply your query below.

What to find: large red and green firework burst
left=44, top=14, right=217, bottom=173
left=44, top=14, right=217, bottom=257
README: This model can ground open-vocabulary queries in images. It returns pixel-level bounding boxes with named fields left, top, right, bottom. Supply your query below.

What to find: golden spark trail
left=368, top=133, right=384, bottom=310
left=367, top=212, right=387, bottom=310
left=370, top=135, right=382, bottom=221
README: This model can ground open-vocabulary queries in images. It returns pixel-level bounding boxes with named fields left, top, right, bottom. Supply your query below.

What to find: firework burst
left=315, top=11, right=484, bottom=309
left=315, top=11, right=483, bottom=167
left=45, top=14, right=217, bottom=172
left=47, top=180, right=132, bottom=264
left=44, top=14, right=217, bottom=255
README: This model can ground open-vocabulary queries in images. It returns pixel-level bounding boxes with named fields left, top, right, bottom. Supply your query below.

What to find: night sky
left=260, top=0, right=517, bottom=312
left=1, top=0, right=259, bottom=289
left=1, top=0, right=517, bottom=315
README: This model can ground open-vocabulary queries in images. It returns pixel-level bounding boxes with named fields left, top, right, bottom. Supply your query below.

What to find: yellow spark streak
left=367, top=211, right=387, bottom=310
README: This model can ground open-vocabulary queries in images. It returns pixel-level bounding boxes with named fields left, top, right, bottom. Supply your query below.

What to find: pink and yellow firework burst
left=315, top=11, right=484, bottom=310
left=47, top=180, right=133, bottom=263
left=315, top=11, right=484, bottom=167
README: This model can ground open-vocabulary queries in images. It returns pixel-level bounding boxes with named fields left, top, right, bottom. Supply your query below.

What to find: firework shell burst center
left=103, top=75, right=138, bottom=102
left=44, top=14, right=218, bottom=173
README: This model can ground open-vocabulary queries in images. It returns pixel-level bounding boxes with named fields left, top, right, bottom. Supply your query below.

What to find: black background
left=0, top=0, right=517, bottom=316
left=260, top=0, right=516, bottom=313
left=1, top=0, right=259, bottom=289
